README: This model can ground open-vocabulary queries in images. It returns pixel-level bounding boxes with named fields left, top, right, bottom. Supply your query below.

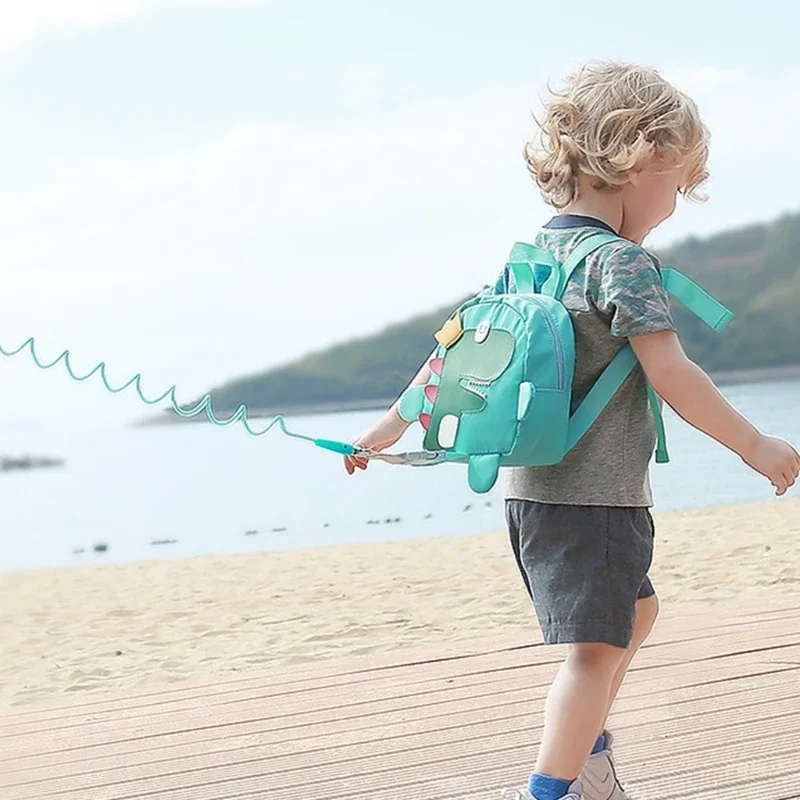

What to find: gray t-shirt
left=496, top=219, right=676, bottom=507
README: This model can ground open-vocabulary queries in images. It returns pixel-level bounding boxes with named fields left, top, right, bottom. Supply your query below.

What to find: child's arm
left=344, top=275, right=507, bottom=475
left=343, top=355, right=433, bottom=474
left=630, top=330, right=800, bottom=495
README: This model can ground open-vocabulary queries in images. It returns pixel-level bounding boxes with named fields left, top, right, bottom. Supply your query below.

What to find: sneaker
left=580, top=731, right=631, bottom=800
left=500, top=779, right=583, bottom=799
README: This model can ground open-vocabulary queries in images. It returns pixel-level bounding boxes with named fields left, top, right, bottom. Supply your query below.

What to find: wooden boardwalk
left=3, top=599, right=800, bottom=800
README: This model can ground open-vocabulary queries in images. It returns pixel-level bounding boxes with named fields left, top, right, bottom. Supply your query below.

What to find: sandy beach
left=1, top=497, right=798, bottom=709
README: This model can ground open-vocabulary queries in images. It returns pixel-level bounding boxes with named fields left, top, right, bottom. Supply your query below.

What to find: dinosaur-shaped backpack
left=394, top=231, right=734, bottom=493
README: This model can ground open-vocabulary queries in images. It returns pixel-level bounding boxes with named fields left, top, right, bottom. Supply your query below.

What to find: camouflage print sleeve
left=594, top=243, right=676, bottom=338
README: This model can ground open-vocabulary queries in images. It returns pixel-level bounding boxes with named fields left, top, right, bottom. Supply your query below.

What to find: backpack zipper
left=528, top=297, right=565, bottom=390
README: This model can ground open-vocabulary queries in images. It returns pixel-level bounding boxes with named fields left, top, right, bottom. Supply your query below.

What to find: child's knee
left=567, top=642, right=626, bottom=673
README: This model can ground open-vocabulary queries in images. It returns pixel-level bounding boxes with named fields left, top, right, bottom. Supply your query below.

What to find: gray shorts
left=505, top=500, right=655, bottom=649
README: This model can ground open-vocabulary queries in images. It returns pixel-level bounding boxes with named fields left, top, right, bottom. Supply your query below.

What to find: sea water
left=0, top=380, right=798, bottom=573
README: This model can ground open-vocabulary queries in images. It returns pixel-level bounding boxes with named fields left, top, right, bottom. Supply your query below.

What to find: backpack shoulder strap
left=660, top=268, right=734, bottom=331
left=505, top=242, right=560, bottom=295
left=504, top=232, right=620, bottom=297
left=647, top=384, right=670, bottom=464
left=553, top=231, right=622, bottom=299
left=565, top=268, right=733, bottom=461
left=564, top=343, right=670, bottom=462
left=565, top=344, right=636, bottom=451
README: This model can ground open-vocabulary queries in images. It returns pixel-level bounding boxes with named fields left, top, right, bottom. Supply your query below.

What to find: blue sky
left=0, top=0, right=798, bottom=423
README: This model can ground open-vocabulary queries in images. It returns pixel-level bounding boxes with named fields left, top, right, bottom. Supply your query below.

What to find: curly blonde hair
left=524, top=62, right=710, bottom=209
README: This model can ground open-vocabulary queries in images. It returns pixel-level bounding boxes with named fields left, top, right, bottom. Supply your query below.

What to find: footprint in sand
left=189, top=623, right=212, bottom=634
left=106, top=608, right=135, bottom=618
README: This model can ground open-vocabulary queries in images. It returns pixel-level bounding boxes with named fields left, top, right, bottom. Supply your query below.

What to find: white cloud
left=339, top=65, right=387, bottom=110
left=0, top=87, right=531, bottom=257
left=664, top=67, right=743, bottom=97
left=0, top=0, right=257, bottom=55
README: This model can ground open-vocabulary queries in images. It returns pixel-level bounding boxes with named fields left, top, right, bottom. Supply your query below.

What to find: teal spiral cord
left=0, top=337, right=357, bottom=455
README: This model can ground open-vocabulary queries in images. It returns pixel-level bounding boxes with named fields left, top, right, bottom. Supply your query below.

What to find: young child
left=344, top=61, right=800, bottom=800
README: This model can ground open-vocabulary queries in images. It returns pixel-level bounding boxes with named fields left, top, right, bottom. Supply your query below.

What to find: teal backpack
left=395, top=231, right=734, bottom=493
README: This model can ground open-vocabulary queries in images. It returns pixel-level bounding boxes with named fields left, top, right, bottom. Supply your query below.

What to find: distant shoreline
left=710, top=363, right=800, bottom=385
left=135, top=363, right=800, bottom=427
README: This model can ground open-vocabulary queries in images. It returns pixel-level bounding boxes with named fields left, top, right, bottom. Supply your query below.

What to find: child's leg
left=600, top=592, right=660, bottom=732
left=576, top=593, right=659, bottom=800
left=535, top=642, right=628, bottom=780
left=505, top=501, right=654, bottom=798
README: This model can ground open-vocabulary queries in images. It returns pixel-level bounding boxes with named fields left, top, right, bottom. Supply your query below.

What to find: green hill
left=203, top=212, right=800, bottom=414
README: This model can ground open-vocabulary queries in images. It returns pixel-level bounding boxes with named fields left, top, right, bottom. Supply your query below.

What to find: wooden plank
left=6, top=642, right=797, bottom=766
left=6, top=659, right=794, bottom=785
left=2, top=601, right=799, bottom=800
left=4, top=614, right=797, bottom=743
left=5, top=668, right=800, bottom=799
left=19, top=711, right=800, bottom=800
left=6, top=668, right=796, bottom=779
left=4, top=661, right=799, bottom=800
left=4, top=645, right=799, bottom=767
left=5, top=663, right=794, bottom=794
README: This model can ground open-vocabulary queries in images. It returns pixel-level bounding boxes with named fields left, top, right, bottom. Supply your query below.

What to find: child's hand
left=742, top=434, right=800, bottom=496
left=343, top=409, right=410, bottom=475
